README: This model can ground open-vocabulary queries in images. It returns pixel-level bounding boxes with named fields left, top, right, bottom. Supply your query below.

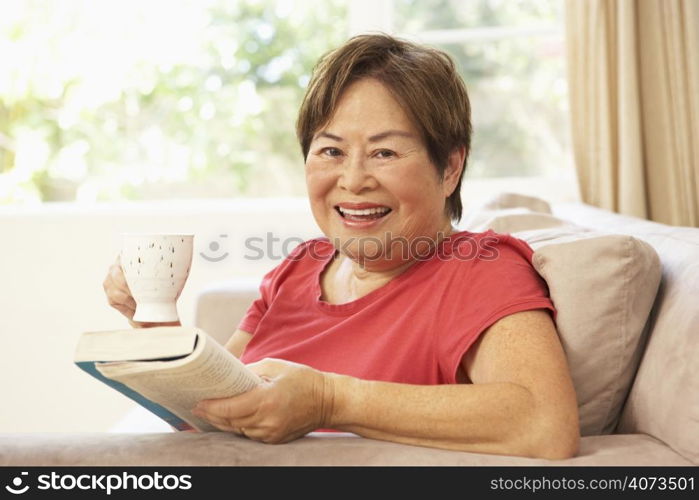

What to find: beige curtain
left=565, top=0, right=699, bottom=227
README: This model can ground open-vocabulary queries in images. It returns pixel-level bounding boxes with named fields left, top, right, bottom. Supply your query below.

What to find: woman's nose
left=337, top=155, right=377, bottom=193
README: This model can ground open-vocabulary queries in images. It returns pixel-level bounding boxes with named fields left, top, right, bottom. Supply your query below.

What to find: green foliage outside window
left=0, top=0, right=567, bottom=204
left=0, top=0, right=348, bottom=203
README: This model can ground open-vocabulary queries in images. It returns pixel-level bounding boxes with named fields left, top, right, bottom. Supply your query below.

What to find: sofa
left=1, top=194, right=697, bottom=466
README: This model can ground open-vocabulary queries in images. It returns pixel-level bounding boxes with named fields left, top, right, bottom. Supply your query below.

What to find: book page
left=75, top=327, right=197, bottom=362
left=96, top=332, right=261, bottom=431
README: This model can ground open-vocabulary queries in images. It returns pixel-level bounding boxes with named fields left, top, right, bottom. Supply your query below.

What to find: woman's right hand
left=103, top=255, right=180, bottom=328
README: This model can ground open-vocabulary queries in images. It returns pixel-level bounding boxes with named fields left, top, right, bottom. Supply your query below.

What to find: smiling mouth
left=335, top=206, right=392, bottom=221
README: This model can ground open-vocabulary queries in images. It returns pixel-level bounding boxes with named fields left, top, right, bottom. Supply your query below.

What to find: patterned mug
left=121, top=234, right=194, bottom=323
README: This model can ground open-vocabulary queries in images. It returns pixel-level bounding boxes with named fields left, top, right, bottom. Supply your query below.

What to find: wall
left=0, top=198, right=319, bottom=432
left=0, top=174, right=579, bottom=432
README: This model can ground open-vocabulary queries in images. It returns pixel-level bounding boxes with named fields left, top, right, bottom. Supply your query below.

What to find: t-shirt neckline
left=313, top=230, right=474, bottom=315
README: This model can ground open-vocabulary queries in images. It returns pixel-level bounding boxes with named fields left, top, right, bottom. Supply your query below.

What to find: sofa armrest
left=1, top=432, right=693, bottom=466
left=194, top=280, right=260, bottom=346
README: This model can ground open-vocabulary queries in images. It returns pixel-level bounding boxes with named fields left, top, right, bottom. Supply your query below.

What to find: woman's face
left=305, top=78, right=462, bottom=270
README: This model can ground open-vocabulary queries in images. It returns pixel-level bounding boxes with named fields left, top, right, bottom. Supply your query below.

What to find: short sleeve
left=436, top=232, right=557, bottom=382
left=236, top=269, right=276, bottom=334
left=235, top=240, right=314, bottom=335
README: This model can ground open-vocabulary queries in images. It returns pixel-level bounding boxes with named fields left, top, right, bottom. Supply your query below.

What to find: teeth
left=338, top=206, right=390, bottom=216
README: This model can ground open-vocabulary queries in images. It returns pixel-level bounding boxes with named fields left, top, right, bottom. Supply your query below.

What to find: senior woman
left=104, top=34, right=579, bottom=459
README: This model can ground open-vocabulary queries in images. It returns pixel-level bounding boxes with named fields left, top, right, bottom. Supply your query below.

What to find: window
left=0, top=0, right=347, bottom=203
left=0, top=0, right=573, bottom=204
left=352, top=0, right=572, bottom=181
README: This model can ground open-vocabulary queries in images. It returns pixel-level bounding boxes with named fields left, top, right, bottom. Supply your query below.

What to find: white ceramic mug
left=121, top=234, right=194, bottom=323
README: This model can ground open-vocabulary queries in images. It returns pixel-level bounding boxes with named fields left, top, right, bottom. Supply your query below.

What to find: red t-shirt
left=239, top=230, right=556, bottom=385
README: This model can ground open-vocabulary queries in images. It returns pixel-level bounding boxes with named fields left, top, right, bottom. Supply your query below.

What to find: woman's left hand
left=192, top=358, right=335, bottom=443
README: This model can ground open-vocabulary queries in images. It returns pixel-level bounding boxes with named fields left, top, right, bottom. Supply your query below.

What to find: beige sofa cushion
left=553, top=202, right=699, bottom=465
left=462, top=195, right=662, bottom=436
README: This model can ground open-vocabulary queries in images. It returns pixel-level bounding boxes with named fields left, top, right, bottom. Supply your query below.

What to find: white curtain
left=565, top=0, right=699, bottom=227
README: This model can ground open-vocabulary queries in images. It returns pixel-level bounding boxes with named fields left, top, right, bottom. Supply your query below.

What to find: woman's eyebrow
left=368, top=130, right=415, bottom=142
left=312, top=130, right=415, bottom=142
left=313, top=131, right=343, bottom=142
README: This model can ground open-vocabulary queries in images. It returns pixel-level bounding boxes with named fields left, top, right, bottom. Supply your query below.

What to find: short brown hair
left=296, top=33, right=472, bottom=222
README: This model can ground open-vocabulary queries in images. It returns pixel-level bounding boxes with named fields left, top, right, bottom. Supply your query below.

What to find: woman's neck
left=342, top=221, right=456, bottom=285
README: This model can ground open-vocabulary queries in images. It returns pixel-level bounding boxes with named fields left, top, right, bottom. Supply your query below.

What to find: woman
left=104, top=34, right=579, bottom=459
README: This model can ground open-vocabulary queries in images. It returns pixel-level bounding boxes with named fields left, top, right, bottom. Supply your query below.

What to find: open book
left=74, top=326, right=261, bottom=432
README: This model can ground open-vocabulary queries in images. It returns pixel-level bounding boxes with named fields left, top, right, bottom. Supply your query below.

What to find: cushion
left=552, top=203, right=699, bottom=465
left=480, top=191, right=554, bottom=213
left=462, top=194, right=662, bottom=436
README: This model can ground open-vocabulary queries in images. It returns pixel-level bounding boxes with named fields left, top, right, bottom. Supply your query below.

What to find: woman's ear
left=442, top=146, right=466, bottom=197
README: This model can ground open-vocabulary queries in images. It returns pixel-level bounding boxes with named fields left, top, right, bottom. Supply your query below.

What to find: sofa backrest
left=553, top=203, right=699, bottom=465
left=462, top=208, right=664, bottom=438
left=195, top=280, right=260, bottom=346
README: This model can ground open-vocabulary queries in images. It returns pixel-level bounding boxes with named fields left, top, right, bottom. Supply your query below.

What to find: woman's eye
left=375, top=149, right=396, bottom=159
left=321, top=147, right=342, bottom=157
